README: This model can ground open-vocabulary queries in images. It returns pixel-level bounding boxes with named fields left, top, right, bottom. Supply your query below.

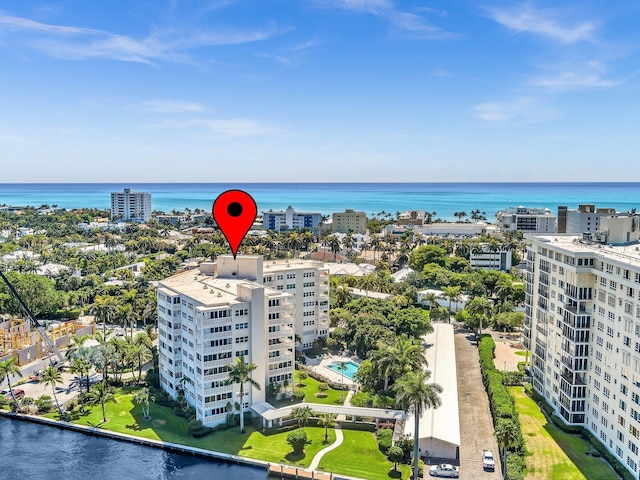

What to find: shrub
left=317, top=382, right=328, bottom=392
left=293, top=388, right=305, bottom=400
left=506, top=454, right=525, bottom=480
left=350, top=392, right=372, bottom=408
left=315, top=392, right=328, bottom=398
left=298, top=372, right=308, bottom=381
left=410, top=457, right=425, bottom=477
left=287, top=428, right=308, bottom=454
left=34, top=395, right=53, bottom=414
left=377, top=427, right=393, bottom=454
left=388, top=446, right=404, bottom=471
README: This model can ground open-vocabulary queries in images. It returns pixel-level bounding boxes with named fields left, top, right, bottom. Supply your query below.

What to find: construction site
left=0, top=316, right=94, bottom=365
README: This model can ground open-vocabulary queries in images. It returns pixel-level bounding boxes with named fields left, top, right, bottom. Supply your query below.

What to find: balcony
left=269, top=342, right=293, bottom=352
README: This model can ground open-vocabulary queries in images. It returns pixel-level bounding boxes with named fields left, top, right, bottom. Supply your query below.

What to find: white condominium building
left=261, top=258, right=330, bottom=349
left=524, top=215, right=640, bottom=477
left=332, top=209, right=368, bottom=234
left=262, top=206, right=323, bottom=232
left=110, top=188, right=151, bottom=223
left=156, top=255, right=329, bottom=427
left=469, top=244, right=512, bottom=271
left=557, top=204, right=624, bottom=235
left=496, top=206, right=556, bottom=233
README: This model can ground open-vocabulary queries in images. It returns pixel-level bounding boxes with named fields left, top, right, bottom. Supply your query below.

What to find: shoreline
left=0, top=410, right=362, bottom=480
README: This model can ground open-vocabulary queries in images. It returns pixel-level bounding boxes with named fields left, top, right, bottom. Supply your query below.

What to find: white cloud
left=530, top=71, right=623, bottom=90
left=485, top=4, right=598, bottom=44
left=0, top=12, right=287, bottom=64
left=473, top=97, right=554, bottom=123
left=151, top=117, right=280, bottom=136
left=316, top=0, right=455, bottom=39
left=133, top=100, right=208, bottom=113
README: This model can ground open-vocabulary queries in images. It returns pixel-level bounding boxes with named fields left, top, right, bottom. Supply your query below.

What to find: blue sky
left=1, top=1, right=639, bottom=182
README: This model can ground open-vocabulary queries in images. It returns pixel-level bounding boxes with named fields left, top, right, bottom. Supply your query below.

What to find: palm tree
left=41, top=365, right=64, bottom=415
left=92, top=294, right=116, bottom=339
left=467, top=296, right=494, bottom=346
left=291, top=405, right=314, bottom=429
left=87, top=381, right=116, bottom=423
left=132, top=387, right=155, bottom=420
left=68, top=356, right=91, bottom=410
left=423, top=291, right=439, bottom=312
left=333, top=284, right=352, bottom=308
left=395, top=370, right=443, bottom=480
left=441, top=285, right=461, bottom=318
left=327, top=235, right=342, bottom=262
left=317, top=413, right=338, bottom=442
left=66, top=333, right=90, bottom=360
left=495, top=418, right=520, bottom=474
left=0, top=358, right=23, bottom=409
left=225, top=356, right=260, bottom=433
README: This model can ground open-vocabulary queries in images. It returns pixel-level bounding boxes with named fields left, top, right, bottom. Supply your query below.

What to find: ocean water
left=0, top=183, right=639, bottom=222
left=0, top=417, right=267, bottom=480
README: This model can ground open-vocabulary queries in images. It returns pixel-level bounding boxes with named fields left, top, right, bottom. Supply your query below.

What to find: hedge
left=478, top=335, right=525, bottom=479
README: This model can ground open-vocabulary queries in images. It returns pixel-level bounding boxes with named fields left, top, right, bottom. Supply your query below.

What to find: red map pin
left=212, top=190, right=257, bottom=259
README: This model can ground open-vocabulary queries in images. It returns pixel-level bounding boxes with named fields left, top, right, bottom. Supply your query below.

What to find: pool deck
left=307, top=354, right=360, bottom=387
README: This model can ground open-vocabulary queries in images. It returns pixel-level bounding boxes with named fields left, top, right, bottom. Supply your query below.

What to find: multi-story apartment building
left=261, top=258, right=330, bottom=349
left=332, top=209, right=368, bottom=234
left=469, top=244, right=512, bottom=271
left=557, top=204, right=621, bottom=234
left=262, top=206, right=323, bottom=232
left=398, top=210, right=426, bottom=226
left=110, top=188, right=151, bottom=223
left=156, top=255, right=329, bottom=427
left=496, top=206, right=556, bottom=233
left=525, top=215, right=640, bottom=476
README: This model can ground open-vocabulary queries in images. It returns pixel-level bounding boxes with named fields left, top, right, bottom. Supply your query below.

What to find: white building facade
left=110, top=188, right=151, bottom=223
left=496, top=206, right=556, bottom=233
left=262, top=206, right=323, bottom=232
left=469, top=244, right=512, bottom=271
left=261, top=258, right=330, bottom=349
left=525, top=217, right=640, bottom=477
left=157, top=255, right=329, bottom=427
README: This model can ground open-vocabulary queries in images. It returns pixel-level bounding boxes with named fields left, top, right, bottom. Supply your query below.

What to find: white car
left=483, top=450, right=496, bottom=470
left=429, top=464, right=459, bottom=478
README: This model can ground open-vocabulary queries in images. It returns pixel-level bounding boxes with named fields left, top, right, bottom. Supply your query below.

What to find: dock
left=267, top=464, right=334, bottom=479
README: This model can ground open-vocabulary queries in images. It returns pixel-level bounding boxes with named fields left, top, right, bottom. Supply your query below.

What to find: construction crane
left=0, top=270, right=65, bottom=365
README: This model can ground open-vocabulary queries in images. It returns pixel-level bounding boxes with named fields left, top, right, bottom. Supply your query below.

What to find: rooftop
left=527, top=233, right=640, bottom=268
left=404, top=323, right=460, bottom=448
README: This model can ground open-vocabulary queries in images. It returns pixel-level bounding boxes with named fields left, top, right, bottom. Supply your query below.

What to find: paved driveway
left=454, top=327, right=501, bottom=480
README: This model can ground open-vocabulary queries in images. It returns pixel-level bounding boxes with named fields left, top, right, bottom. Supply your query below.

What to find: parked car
left=482, top=450, right=496, bottom=470
left=3, top=388, right=25, bottom=401
left=75, top=373, right=101, bottom=388
left=29, top=370, right=43, bottom=382
left=429, top=464, right=459, bottom=478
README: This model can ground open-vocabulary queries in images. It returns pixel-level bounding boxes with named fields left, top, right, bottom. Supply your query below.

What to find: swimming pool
left=327, top=361, right=360, bottom=380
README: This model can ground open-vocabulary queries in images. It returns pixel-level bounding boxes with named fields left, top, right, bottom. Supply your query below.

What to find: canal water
left=0, top=417, right=267, bottom=479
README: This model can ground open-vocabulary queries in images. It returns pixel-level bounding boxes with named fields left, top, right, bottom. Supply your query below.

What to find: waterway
left=0, top=417, right=267, bottom=480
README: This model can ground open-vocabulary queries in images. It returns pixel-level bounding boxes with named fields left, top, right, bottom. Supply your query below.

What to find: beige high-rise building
left=332, top=209, right=368, bottom=233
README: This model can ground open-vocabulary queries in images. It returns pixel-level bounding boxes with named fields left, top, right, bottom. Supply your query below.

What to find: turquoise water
left=327, top=361, right=359, bottom=380
left=0, top=183, right=639, bottom=222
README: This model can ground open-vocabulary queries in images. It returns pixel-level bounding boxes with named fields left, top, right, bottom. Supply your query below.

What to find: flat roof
left=526, top=233, right=640, bottom=268
left=251, top=402, right=405, bottom=422
left=404, top=323, right=460, bottom=447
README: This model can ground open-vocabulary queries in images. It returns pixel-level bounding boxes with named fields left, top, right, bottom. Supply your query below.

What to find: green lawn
left=318, top=429, right=410, bottom=480
left=242, top=426, right=336, bottom=467
left=294, top=371, right=347, bottom=405
left=60, top=387, right=337, bottom=469
left=509, top=387, right=617, bottom=480
left=514, top=350, right=528, bottom=356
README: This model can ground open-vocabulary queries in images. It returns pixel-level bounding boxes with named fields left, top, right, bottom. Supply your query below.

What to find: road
left=455, top=326, right=502, bottom=480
